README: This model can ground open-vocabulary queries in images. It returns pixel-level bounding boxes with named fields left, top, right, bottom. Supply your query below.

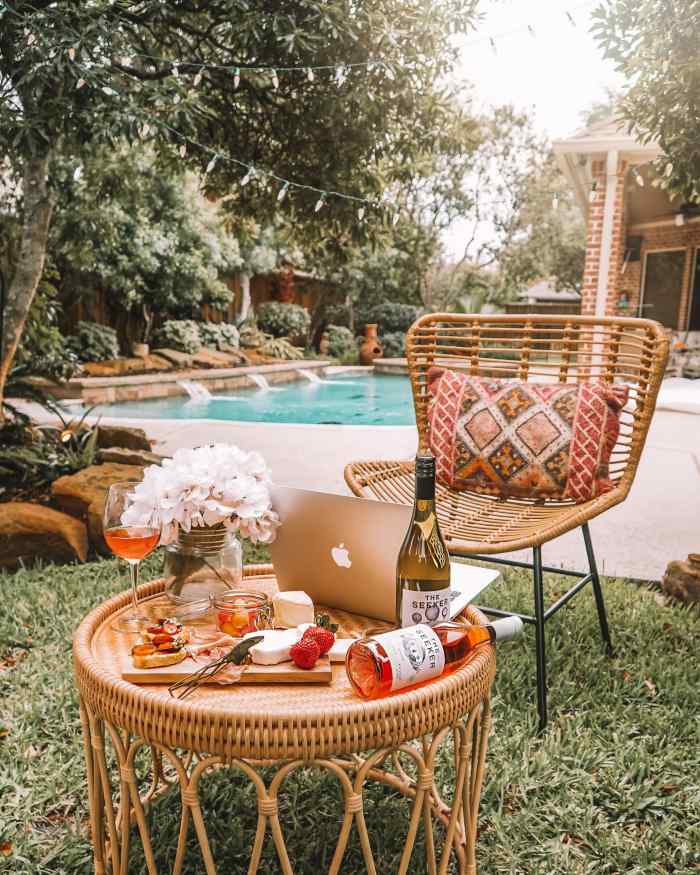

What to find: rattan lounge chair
left=345, top=313, right=669, bottom=730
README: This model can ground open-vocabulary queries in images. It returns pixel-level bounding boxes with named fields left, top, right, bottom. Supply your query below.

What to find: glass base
left=111, top=611, right=153, bottom=633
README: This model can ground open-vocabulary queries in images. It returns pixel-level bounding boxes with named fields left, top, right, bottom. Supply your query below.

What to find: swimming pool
left=93, top=373, right=416, bottom=426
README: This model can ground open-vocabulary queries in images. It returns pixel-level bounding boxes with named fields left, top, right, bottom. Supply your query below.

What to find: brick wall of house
left=580, top=154, right=700, bottom=329
left=580, top=158, right=628, bottom=318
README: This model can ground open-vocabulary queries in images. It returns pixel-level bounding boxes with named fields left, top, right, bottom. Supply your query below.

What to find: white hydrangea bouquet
left=122, top=443, right=280, bottom=545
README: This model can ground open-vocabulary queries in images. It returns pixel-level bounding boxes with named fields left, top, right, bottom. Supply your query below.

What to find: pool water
left=93, top=373, right=416, bottom=426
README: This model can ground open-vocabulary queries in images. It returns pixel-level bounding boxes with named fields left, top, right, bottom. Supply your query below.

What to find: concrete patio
left=107, top=407, right=700, bottom=583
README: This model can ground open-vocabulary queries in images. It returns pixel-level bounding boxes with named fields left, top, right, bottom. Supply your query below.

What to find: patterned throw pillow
left=427, top=368, right=629, bottom=502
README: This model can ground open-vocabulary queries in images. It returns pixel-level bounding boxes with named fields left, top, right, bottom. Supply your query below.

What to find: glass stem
left=128, top=560, right=140, bottom=613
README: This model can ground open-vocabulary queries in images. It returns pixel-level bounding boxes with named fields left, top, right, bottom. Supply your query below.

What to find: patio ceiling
left=552, top=115, right=663, bottom=216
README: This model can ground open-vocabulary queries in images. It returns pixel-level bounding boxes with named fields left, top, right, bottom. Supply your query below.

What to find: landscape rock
left=152, top=348, right=193, bottom=368
left=97, top=447, right=165, bottom=467
left=96, top=424, right=151, bottom=452
left=82, top=358, right=146, bottom=377
left=192, top=348, right=236, bottom=368
left=51, top=463, right=144, bottom=519
left=661, top=554, right=700, bottom=604
left=0, top=502, right=88, bottom=569
left=141, top=354, right=174, bottom=372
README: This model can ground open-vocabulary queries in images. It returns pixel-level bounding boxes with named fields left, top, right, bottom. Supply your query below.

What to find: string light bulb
left=233, top=68, right=240, bottom=89
left=194, top=71, right=203, bottom=87
left=277, top=182, right=290, bottom=202
left=271, top=69, right=279, bottom=90
left=634, top=167, right=645, bottom=187
left=358, top=206, right=366, bottom=221
left=552, top=193, right=560, bottom=210
left=76, top=78, right=86, bottom=89
left=392, top=209, right=401, bottom=226
left=314, top=193, right=326, bottom=212
left=589, top=181, right=598, bottom=203
left=307, top=68, right=314, bottom=82
left=206, top=155, right=218, bottom=174
left=240, top=167, right=254, bottom=186
left=179, top=144, right=187, bottom=158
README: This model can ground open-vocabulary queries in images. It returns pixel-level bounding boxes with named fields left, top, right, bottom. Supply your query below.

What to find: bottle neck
left=414, top=453, right=436, bottom=503
left=485, top=616, right=524, bottom=642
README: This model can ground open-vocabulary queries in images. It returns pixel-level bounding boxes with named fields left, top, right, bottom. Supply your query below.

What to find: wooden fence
left=59, top=272, right=336, bottom=351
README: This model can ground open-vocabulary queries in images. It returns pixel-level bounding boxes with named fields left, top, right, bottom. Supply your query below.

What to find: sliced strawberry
left=152, top=633, right=175, bottom=646
left=146, top=625, right=162, bottom=634
left=132, top=643, right=156, bottom=656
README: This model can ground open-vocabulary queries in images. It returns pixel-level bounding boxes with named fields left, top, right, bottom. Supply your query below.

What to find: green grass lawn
left=1, top=546, right=699, bottom=874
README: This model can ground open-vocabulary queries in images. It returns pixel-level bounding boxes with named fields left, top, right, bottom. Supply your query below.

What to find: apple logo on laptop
left=331, top=543, right=352, bottom=568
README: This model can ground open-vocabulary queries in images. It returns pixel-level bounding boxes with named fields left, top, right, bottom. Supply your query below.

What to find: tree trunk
left=0, top=153, right=55, bottom=420
left=236, top=272, right=252, bottom=325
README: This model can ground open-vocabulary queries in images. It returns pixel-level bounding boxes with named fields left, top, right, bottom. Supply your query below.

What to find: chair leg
left=532, top=545, right=547, bottom=733
left=581, top=523, right=613, bottom=657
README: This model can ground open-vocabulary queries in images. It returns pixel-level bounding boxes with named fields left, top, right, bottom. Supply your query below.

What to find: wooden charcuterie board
left=120, top=651, right=332, bottom=685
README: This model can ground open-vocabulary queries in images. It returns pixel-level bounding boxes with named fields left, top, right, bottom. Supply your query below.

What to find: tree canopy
left=592, top=0, right=700, bottom=200
left=0, top=0, right=479, bottom=410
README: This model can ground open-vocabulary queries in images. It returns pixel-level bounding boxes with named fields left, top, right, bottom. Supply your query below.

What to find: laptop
left=269, top=485, right=500, bottom=623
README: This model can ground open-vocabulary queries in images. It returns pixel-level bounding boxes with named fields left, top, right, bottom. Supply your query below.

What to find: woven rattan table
left=73, top=565, right=496, bottom=875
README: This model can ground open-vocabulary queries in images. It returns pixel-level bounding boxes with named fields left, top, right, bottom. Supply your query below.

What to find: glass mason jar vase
left=163, top=525, right=242, bottom=607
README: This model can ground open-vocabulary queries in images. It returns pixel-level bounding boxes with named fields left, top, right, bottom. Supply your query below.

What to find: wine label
left=377, top=624, right=446, bottom=692
left=400, top=585, right=451, bottom=627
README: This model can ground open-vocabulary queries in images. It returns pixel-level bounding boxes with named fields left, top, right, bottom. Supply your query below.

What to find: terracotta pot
left=131, top=342, right=149, bottom=358
left=359, top=323, right=383, bottom=365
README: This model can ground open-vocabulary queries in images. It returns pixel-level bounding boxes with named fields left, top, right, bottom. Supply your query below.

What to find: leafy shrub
left=65, top=321, right=120, bottom=363
left=366, top=302, right=422, bottom=334
left=198, top=322, right=240, bottom=351
left=257, top=302, right=311, bottom=343
left=15, top=274, right=78, bottom=380
left=259, top=337, right=304, bottom=360
left=0, top=408, right=99, bottom=500
left=153, top=319, right=201, bottom=353
left=326, top=325, right=357, bottom=360
left=324, top=303, right=352, bottom=328
left=239, top=320, right=268, bottom=349
left=380, top=331, right=407, bottom=358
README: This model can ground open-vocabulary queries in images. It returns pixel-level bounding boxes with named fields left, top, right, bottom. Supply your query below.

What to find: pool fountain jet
left=296, top=368, right=360, bottom=386
left=297, top=368, right=324, bottom=384
left=248, top=373, right=282, bottom=392
left=178, top=380, right=213, bottom=402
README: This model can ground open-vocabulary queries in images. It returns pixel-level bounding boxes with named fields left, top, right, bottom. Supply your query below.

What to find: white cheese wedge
left=242, top=628, right=302, bottom=665
left=272, top=591, right=315, bottom=628
left=328, top=638, right=354, bottom=663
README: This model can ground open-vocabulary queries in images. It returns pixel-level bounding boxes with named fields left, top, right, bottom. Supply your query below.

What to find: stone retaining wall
left=50, top=361, right=331, bottom=404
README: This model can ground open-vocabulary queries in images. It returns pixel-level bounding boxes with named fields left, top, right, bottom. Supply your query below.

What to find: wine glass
left=103, top=482, right=160, bottom=632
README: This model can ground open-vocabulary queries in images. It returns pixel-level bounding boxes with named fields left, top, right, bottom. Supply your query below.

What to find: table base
left=79, top=697, right=490, bottom=875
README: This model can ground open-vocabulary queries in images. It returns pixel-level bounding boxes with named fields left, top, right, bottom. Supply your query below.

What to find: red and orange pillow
left=427, top=367, right=628, bottom=502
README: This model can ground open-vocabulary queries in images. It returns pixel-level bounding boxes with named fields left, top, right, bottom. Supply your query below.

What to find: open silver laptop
left=269, top=485, right=499, bottom=623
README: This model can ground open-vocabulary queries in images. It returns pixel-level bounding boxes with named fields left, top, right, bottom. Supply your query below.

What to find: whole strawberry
left=290, top=638, right=320, bottom=670
left=302, top=625, right=335, bottom=656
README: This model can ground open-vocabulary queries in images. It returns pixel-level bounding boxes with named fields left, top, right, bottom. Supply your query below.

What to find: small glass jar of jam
left=212, top=591, right=272, bottom=637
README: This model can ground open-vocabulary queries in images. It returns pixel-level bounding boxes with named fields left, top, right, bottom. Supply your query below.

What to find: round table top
left=73, top=565, right=496, bottom=760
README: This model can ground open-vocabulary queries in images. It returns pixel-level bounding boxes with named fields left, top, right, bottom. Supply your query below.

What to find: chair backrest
left=405, top=313, right=669, bottom=499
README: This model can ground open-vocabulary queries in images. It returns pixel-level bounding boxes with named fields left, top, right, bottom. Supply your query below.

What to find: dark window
left=641, top=250, right=685, bottom=329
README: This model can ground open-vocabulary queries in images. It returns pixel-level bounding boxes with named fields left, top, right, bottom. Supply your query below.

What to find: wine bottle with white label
left=345, top=618, right=523, bottom=699
left=396, top=451, right=450, bottom=628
